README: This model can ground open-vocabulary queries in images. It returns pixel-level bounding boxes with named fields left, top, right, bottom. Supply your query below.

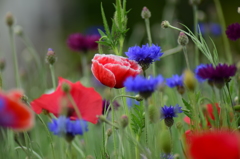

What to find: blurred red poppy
left=188, top=130, right=240, bottom=159
left=30, top=77, right=102, bottom=124
left=0, top=90, right=34, bottom=131
left=91, top=54, right=142, bottom=88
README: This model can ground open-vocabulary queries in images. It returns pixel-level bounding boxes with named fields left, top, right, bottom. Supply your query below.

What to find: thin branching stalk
left=49, top=64, right=56, bottom=89
left=183, top=46, right=190, bottom=69
left=193, top=5, right=199, bottom=66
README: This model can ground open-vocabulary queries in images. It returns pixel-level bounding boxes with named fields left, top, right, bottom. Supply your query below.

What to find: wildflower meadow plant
left=2, top=0, right=240, bottom=159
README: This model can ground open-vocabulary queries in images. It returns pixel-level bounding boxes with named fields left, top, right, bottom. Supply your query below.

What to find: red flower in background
left=188, top=130, right=240, bottom=159
left=0, top=90, right=34, bottom=131
left=31, top=77, right=102, bottom=124
left=91, top=54, right=142, bottom=88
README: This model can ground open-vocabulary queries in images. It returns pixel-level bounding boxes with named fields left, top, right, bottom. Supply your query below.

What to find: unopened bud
left=160, top=130, right=171, bottom=154
left=5, top=12, right=14, bottom=27
left=0, top=59, right=6, bottom=71
left=161, top=20, right=170, bottom=29
left=98, top=115, right=106, bottom=122
left=184, top=69, right=196, bottom=91
left=175, top=121, right=183, bottom=130
left=106, top=128, right=112, bottom=137
left=177, top=86, right=185, bottom=95
left=238, top=7, right=240, bottom=14
left=148, top=105, right=160, bottom=123
left=21, top=95, right=28, bottom=104
left=14, top=25, right=23, bottom=36
left=46, top=48, right=56, bottom=65
left=141, top=7, right=151, bottom=19
left=135, top=94, right=144, bottom=101
left=189, top=0, right=201, bottom=5
left=164, top=117, right=174, bottom=127
left=139, top=91, right=153, bottom=99
left=61, top=82, right=71, bottom=93
left=177, top=32, right=189, bottom=46
left=120, top=115, right=128, bottom=128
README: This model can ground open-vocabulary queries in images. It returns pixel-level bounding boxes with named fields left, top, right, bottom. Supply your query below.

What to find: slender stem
left=213, top=0, right=232, bottom=63
left=49, top=64, right=56, bottom=90
left=144, top=19, right=152, bottom=45
left=161, top=45, right=182, bottom=58
left=193, top=5, right=199, bottom=66
left=183, top=46, right=190, bottom=69
left=144, top=100, right=149, bottom=146
left=9, top=27, right=21, bottom=88
left=119, top=36, right=125, bottom=56
left=135, top=135, right=140, bottom=159
left=226, top=82, right=234, bottom=114
left=0, top=72, right=2, bottom=89
left=66, top=93, right=82, bottom=119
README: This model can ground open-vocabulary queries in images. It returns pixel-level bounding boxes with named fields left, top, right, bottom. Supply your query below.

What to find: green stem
left=161, top=45, right=182, bottom=58
left=66, top=93, right=82, bottom=119
left=9, top=27, right=21, bottom=88
left=81, top=54, right=90, bottom=86
left=144, top=19, right=152, bottom=45
left=135, top=135, right=140, bottom=159
left=183, top=46, right=190, bottom=69
left=144, top=100, right=149, bottom=146
left=213, top=0, right=232, bottom=63
left=119, top=36, right=125, bottom=56
left=193, top=5, right=199, bottom=66
left=49, top=64, right=56, bottom=89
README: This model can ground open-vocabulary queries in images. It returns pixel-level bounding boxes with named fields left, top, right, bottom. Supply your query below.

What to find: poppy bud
left=184, top=69, right=196, bottom=91
left=160, top=130, right=172, bottom=154
left=61, top=82, right=71, bottom=93
left=46, top=48, right=56, bottom=65
left=177, top=32, right=189, bottom=46
left=161, top=20, right=170, bottom=29
left=175, top=121, right=183, bottom=130
left=106, top=128, right=112, bottom=137
left=141, top=7, right=151, bottom=19
left=120, top=115, right=128, bottom=128
left=21, top=95, right=28, bottom=104
left=5, top=12, right=14, bottom=27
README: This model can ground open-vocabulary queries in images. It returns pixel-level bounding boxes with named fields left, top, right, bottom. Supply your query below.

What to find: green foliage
left=130, top=104, right=145, bottom=136
left=182, top=98, right=192, bottom=119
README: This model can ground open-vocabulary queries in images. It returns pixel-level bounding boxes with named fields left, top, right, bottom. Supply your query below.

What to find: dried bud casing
left=120, top=115, right=128, bottom=128
left=5, top=12, right=14, bottom=27
left=141, top=7, right=151, bottom=19
left=184, top=69, right=197, bottom=91
left=178, top=32, right=189, bottom=46
left=161, top=21, right=170, bottom=29
left=46, top=48, right=56, bottom=65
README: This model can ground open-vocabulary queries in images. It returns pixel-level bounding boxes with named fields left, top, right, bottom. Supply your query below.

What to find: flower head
left=188, top=131, right=240, bottom=159
left=166, top=74, right=183, bottom=88
left=67, top=33, right=100, bottom=52
left=160, top=105, right=182, bottom=119
left=198, top=23, right=222, bottom=36
left=48, top=116, right=88, bottom=136
left=91, top=54, right=142, bottom=88
left=161, top=154, right=174, bottom=159
left=195, top=64, right=208, bottom=82
left=31, top=77, right=102, bottom=124
left=0, top=90, right=34, bottom=131
left=102, top=99, right=120, bottom=114
left=226, top=23, right=240, bottom=41
left=125, top=44, right=163, bottom=70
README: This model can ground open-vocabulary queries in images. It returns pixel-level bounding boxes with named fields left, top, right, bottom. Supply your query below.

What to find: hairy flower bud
left=106, top=128, right=112, bottom=137
left=5, top=12, right=14, bottom=27
left=177, top=32, right=189, bottom=46
left=184, top=69, right=196, bottom=91
left=46, top=48, right=56, bottom=65
left=141, top=7, right=151, bottom=19
left=161, top=20, right=170, bottom=29
left=61, top=82, right=71, bottom=93
left=120, top=115, right=128, bottom=128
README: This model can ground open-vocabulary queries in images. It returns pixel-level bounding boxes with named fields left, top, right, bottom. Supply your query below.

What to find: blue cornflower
left=126, top=97, right=140, bottom=108
left=198, top=22, right=222, bottom=36
left=166, top=74, right=183, bottom=88
left=125, top=44, right=163, bottom=70
left=195, top=64, right=208, bottom=82
left=48, top=116, right=88, bottom=137
left=160, top=105, right=182, bottom=127
left=161, top=153, right=174, bottom=159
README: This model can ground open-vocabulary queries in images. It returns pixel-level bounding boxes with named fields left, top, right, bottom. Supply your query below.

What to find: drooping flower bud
left=161, top=21, right=170, bottom=29
left=120, top=115, right=128, bottom=128
left=5, top=12, right=14, bottom=27
left=184, top=69, right=197, bottom=91
left=141, top=7, right=151, bottom=19
left=46, top=48, right=56, bottom=65
left=177, top=32, right=189, bottom=46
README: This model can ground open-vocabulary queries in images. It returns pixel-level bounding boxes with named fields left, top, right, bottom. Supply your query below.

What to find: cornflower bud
left=5, top=12, right=14, bottom=27
left=21, top=95, right=28, bottom=104
left=61, top=82, right=71, bottom=93
left=0, top=59, right=6, bottom=72
left=238, top=7, right=240, bottom=14
left=184, top=69, right=197, bottom=91
left=46, top=48, right=56, bottom=65
left=161, top=20, right=170, bottom=29
left=175, top=121, right=183, bottom=130
left=120, top=115, right=128, bottom=128
left=14, top=25, right=23, bottom=36
left=141, top=7, right=151, bottom=19
left=177, top=32, right=189, bottom=46
left=135, top=94, right=144, bottom=101
left=160, top=130, right=171, bottom=154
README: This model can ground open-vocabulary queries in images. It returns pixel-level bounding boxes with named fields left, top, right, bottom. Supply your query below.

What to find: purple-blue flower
left=160, top=105, right=182, bottom=119
left=102, top=99, right=120, bottom=114
left=48, top=116, right=88, bottom=136
left=166, top=75, right=183, bottom=88
left=195, top=64, right=208, bottom=82
left=125, top=44, right=163, bottom=65
left=226, top=23, right=240, bottom=41
left=161, top=153, right=174, bottom=159
left=198, top=23, right=222, bottom=36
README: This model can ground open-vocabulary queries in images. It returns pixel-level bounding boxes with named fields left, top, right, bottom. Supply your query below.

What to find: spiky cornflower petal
left=160, top=105, right=182, bottom=119
left=125, top=44, right=163, bottom=65
left=226, top=23, right=240, bottom=41
left=48, top=116, right=88, bottom=136
left=166, top=75, right=183, bottom=88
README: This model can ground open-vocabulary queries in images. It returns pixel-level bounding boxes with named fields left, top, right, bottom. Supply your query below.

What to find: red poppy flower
left=91, top=54, right=142, bottom=88
left=30, top=77, right=102, bottom=124
left=0, top=90, right=34, bottom=131
left=188, top=130, right=240, bottom=159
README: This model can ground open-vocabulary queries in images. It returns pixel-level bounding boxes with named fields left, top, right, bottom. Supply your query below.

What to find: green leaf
left=182, top=109, right=192, bottom=119
left=182, top=98, right=192, bottom=111
left=101, top=3, right=111, bottom=37
left=130, top=104, right=145, bottom=136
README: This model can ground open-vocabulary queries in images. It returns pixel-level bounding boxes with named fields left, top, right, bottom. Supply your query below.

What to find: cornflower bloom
left=48, top=116, right=88, bottom=142
left=125, top=44, right=163, bottom=71
left=195, top=63, right=237, bottom=89
left=160, top=105, right=182, bottom=127
left=166, top=74, right=184, bottom=94
left=198, top=23, right=222, bottom=36
left=161, top=153, right=174, bottom=159
left=226, top=23, right=240, bottom=41
left=124, top=75, right=164, bottom=99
